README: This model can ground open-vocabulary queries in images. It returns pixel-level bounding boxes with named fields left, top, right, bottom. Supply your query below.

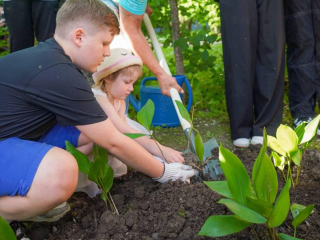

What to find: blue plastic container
left=129, top=75, right=193, bottom=127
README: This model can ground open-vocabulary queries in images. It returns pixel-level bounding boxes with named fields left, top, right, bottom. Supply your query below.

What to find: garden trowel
left=143, top=14, right=222, bottom=180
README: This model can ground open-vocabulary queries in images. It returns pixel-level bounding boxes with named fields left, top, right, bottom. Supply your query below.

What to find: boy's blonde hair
left=56, top=0, right=120, bottom=37
left=94, top=65, right=142, bottom=93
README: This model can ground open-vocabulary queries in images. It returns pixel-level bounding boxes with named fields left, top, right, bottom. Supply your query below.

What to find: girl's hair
left=93, top=65, right=142, bottom=93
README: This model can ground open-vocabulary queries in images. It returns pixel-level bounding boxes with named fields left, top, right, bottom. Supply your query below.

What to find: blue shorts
left=0, top=124, right=80, bottom=197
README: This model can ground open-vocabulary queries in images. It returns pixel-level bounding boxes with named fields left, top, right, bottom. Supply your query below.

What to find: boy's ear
left=73, top=28, right=86, bottom=47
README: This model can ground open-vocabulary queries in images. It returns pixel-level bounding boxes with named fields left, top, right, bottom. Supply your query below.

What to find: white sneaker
left=251, top=136, right=263, bottom=145
left=233, top=138, right=250, bottom=148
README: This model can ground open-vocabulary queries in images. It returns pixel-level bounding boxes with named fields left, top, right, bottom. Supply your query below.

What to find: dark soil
left=27, top=146, right=320, bottom=240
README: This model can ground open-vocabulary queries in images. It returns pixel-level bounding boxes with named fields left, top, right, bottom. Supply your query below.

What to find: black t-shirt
left=0, top=38, right=107, bottom=141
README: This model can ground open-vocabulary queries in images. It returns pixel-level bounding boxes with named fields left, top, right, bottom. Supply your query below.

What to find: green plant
left=268, top=114, right=320, bottom=186
left=0, top=216, right=16, bottom=240
left=65, top=142, right=118, bottom=214
left=199, top=129, right=314, bottom=240
left=0, top=26, right=10, bottom=57
left=175, top=100, right=204, bottom=164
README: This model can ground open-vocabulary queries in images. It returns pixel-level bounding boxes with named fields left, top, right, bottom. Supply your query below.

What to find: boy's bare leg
left=0, top=147, right=78, bottom=221
left=77, top=133, right=94, bottom=155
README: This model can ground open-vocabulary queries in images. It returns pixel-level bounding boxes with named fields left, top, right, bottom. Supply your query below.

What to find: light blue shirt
left=102, top=0, right=148, bottom=16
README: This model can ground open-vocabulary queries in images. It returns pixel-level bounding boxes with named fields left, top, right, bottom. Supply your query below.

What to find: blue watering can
left=129, top=75, right=193, bottom=127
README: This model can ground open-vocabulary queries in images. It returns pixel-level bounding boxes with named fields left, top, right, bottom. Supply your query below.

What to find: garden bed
left=28, top=146, right=320, bottom=240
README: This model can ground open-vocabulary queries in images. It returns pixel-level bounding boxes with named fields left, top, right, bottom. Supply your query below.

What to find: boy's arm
left=76, top=119, right=195, bottom=181
left=119, top=6, right=183, bottom=97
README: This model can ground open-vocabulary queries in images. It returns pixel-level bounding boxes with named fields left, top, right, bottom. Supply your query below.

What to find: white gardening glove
left=153, top=163, right=197, bottom=183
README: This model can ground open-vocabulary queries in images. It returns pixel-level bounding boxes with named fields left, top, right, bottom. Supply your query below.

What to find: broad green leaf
left=101, top=166, right=114, bottom=193
left=0, top=216, right=16, bottom=240
left=278, top=233, right=301, bottom=240
left=137, top=99, right=154, bottom=132
left=175, top=100, right=192, bottom=124
left=198, top=215, right=250, bottom=237
left=268, top=180, right=291, bottom=228
left=276, top=124, right=298, bottom=155
left=204, top=181, right=232, bottom=199
left=291, top=203, right=307, bottom=219
left=218, top=199, right=267, bottom=224
left=294, top=122, right=305, bottom=144
left=252, top=128, right=268, bottom=183
left=291, top=149, right=302, bottom=166
left=272, top=152, right=286, bottom=171
left=88, top=156, right=107, bottom=184
left=219, top=145, right=253, bottom=205
left=253, top=153, right=278, bottom=203
left=301, top=114, right=320, bottom=144
left=93, top=144, right=108, bottom=163
left=65, top=141, right=90, bottom=174
left=246, top=196, right=273, bottom=218
left=123, top=133, right=149, bottom=139
left=268, top=136, right=286, bottom=156
left=292, top=204, right=314, bottom=229
left=195, top=132, right=204, bottom=163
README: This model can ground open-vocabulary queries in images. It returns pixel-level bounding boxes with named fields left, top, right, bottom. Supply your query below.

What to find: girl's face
left=106, top=70, right=140, bottom=100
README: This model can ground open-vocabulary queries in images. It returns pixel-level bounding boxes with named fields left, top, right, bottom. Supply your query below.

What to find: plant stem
left=108, top=192, right=119, bottom=215
left=295, top=162, right=303, bottom=186
left=251, top=225, right=260, bottom=240
left=151, top=135, right=167, bottom=162
left=294, top=227, right=297, bottom=238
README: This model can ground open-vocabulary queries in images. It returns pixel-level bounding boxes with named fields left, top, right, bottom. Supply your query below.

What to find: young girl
left=91, top=48, right=184, bottom=177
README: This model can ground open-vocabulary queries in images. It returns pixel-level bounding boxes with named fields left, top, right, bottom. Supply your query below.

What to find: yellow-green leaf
left=272, top=152, right=286, bottom=171
left=276, top=124, right=298, bottom=154
left=301, top=114, right=320, bottom=144
left=195, top=132, right=204, bottom=164
left=268, top=136, right=286, bottom=156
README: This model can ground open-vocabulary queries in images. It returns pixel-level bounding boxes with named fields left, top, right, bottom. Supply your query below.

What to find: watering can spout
left=129, top=94, right=140, bottom=112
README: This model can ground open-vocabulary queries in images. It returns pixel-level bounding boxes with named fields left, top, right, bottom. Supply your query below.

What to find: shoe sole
left=19, top=204, right=71, bottom=223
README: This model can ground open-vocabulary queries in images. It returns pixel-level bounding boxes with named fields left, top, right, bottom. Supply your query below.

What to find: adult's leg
left=32, top=0, right=60, bottom=43
left=3, top=0, right=34, bottom=52
left=0, top=147, right=78, bottom=221
left=284, top=0, right=316, bottom=120
left=253, top=0, right=285, bottom=137
left=313, top=0, right=320, bottom=108
left=220, top=0, right=258, bottom=140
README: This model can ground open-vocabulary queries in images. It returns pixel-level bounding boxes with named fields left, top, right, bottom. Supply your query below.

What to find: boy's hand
left=162, top=146, right=184, bottom=163
left=153, top=163, right=197, bottom=183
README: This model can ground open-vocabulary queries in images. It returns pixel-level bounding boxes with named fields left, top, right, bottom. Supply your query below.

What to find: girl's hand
left=162, top=147, right=185, bottom=164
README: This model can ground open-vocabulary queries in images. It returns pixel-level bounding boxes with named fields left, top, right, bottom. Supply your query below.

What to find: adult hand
left=157, top=72, right=184, bottom=97
left=162, top=146, right=184, bottom=163
left=154, top=163, right=197, bottom=183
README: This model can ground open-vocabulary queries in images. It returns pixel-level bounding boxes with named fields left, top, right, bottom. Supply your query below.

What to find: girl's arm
left=95, top=95, right=184, bottom=163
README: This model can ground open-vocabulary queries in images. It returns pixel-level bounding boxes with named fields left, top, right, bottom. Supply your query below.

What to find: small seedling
left=66, top=142, right=118, bottom=214
left=268, top=114, right=320, bottom=186
left=199, top=129, right=314, bottom=240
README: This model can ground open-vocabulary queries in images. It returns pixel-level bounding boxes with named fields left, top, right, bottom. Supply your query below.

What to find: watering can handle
left=143, top=14, right=191, bottom=130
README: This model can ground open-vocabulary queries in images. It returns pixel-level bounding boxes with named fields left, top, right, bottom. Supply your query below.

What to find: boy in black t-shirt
left=0, top=0, right=196, bottom=222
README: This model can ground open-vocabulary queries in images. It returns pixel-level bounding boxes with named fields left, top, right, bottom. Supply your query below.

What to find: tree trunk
left=169, top=0, right=185, bottom=75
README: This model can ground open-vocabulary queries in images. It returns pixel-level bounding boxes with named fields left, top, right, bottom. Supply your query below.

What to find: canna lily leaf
left=175, top=100, right=192, bottom=124
left=66, top=141, right=90, bottom=174
left=246, top=196, right=273, bottom=218
left=88, top=154, right=108, bottom=184
left=294, top=122, right=305, bottom=144
left=272, top=152, right=286, bottom=171
left=0, top=215, right=16, bottom=240
left=300, top=114, right=320, bottom=144
left=291, top=149, right=302, bottom=166
left=276, top=124, right=298, bottom=155
left=291, top=204, right=314, bottom=229
left=204, top=181, right=232, bottom=199
left=219, top=145, right=253, bottom=205
left=268, top=136, right=286, bottom=156
left=218, top=198, right=267, bottom=224
left=268, top=180, right=291, bottom=228
left=137, top=99, right=155, bottom=132
left=278, top=233, right=302, bottom=240
left=252, top=128, right=268, bottom=183
left=291, top=203, right=307, bottom=218
left=195, top=131, right=204, bottom=164
left=123, top=133, right=149, bottom=139
left=93, top=144, right=108, bottom=163
left=199, top=215, right=250, bottom=237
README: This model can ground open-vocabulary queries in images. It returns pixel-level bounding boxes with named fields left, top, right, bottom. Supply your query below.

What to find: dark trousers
left=220, top=0, right=285, bottom=140
left=284, top=0, right=320, bottom=119
left=3, top=0, right=59, bottom=53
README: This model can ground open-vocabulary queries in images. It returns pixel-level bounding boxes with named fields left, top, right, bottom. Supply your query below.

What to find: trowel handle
left=170, top=88, right=191, bottom=130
